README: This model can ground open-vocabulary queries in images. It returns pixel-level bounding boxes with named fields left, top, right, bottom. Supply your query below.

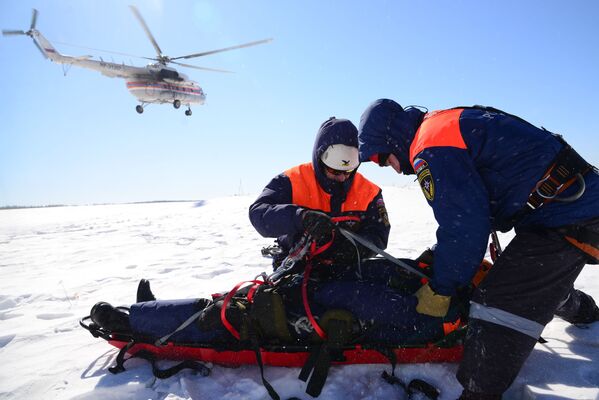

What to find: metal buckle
left=534, top=175, right=563, bottom=200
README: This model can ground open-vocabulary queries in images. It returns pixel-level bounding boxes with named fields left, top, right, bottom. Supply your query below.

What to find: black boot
left=555, top=289, right=599, bottom=324
left=136, top=279, right=156, bottom=302
left=90, top=302, right=131, bottom=333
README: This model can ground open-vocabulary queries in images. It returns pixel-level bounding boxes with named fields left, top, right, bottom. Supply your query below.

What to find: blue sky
left=1, top=0, right=598, bottom=206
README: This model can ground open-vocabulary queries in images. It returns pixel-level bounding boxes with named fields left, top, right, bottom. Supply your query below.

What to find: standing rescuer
left=358, top=99, right=599, bottom=399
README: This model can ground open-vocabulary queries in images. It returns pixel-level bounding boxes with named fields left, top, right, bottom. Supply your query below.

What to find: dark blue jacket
left=249, top=118, right=390, bottom=261
left=359, top=99, right=599, bottom=295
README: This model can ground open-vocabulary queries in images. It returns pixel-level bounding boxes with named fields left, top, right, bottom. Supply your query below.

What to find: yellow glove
left=415, top=284, right=451, bottom=317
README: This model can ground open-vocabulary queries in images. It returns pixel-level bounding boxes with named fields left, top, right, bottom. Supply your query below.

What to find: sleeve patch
left=416, top=159, right=435, bottom=202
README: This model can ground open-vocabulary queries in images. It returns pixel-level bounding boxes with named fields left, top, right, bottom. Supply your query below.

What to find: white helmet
left=320, top=144, right=359, bottom=171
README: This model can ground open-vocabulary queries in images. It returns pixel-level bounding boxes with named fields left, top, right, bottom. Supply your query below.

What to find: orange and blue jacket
left=359, top=100, right=599, bottom=295
left=250, top=119, right=390, bottom=265
left=249, top=162, right=389, bottom=264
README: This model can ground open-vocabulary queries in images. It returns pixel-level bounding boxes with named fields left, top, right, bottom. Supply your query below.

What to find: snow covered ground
left=1, top=186, right=597, bottom=400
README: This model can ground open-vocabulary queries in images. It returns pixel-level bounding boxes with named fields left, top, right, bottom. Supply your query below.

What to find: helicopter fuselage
left=30, top=30, right=206, bottom=108
left=126, top=78, right=205, bottom=106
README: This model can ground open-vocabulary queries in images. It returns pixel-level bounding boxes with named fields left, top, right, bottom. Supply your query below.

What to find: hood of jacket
left=358, top=98, right=425, bottom=175
left=311, top=117, right=359, bottom=195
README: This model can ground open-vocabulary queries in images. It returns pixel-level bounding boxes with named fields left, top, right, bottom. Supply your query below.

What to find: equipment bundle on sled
left=81, top=229, right=493, bottom=400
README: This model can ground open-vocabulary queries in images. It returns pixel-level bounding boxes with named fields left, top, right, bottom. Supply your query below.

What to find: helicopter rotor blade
left=170, top=38, right=272, bottom=61
left=129, top=5, right=163, bottom=59
left=50, top=39, right=154, bottom=60
left=171, top=60, right=234, bottom=73
left=2, top=30, right=27, bottom=36
left=30, top=9, right=38, bottom=30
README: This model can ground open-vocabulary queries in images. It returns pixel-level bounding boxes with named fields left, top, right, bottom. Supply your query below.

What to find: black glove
left=301, top=210, right=336, bottom=245
left=415, top=248, right=435, bottom=267
left=326, top=234, right=361, bottom=266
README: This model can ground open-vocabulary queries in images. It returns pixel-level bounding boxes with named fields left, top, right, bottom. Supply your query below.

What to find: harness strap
left=507, top=138, right=594, bottom=227
left=557, top=224, right=599, bottom=263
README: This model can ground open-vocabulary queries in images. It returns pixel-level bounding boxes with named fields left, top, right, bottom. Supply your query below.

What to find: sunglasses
left=323, top=163, right=356, bottom=176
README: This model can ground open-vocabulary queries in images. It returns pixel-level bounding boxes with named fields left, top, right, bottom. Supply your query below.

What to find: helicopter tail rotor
left=2, top=9, right=38, bottom=37
left=3, top=9, right=49, bottom=59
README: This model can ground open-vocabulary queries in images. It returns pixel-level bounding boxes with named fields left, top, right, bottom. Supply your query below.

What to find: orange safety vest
left=409, top=109, right=467, bottom=165
left=284, top=163, right=380, bottom=213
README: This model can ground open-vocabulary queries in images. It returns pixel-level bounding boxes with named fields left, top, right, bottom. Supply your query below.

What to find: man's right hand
left=301, top=210, right=336, bottom=245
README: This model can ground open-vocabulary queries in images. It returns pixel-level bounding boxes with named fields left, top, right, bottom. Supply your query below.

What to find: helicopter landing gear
left=135, top=105, right=144, bottom=114
left=173, top=99, right=181, bottom=109
left=185, top=108, right=192, bottom=116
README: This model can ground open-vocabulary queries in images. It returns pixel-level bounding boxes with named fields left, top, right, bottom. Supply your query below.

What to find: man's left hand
left=415, top=284, right=451, bottom=317
left=323, top=234, right=360, bottom=265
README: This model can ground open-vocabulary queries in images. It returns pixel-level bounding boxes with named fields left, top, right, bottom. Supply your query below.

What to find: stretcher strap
left=339, top=228, right=430, bottom=279
left=379, top=347, right=440, bottom=400
left=108, top=341, right=136, bottom=374
left=154, top=308, right=207, bottom=346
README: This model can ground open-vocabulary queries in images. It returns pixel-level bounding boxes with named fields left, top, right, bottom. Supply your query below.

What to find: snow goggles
left=322, top=163, right=356, bottom=176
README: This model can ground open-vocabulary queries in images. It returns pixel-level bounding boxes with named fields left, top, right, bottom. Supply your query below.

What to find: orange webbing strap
left=565, top=236, right=599, bottom=262
left=221, top=279, right=267, bottom=340
left=443, top=318, right=462, bottom=335
left=472, top=259, right=493, bottom=288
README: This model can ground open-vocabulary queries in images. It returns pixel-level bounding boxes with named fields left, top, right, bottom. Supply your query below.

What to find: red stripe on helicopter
left=127, top=81, right=203, bottom=95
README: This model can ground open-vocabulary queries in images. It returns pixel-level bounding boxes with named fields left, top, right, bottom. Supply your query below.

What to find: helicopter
left=2, top=7, right=272, bottom=116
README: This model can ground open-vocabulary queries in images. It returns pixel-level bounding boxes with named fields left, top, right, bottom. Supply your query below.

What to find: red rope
left=301, top=235, right=337, bottom=340
left=223, top=215, right=360, bottom=341
left=220, top=280, right=266, bottom=340
left=331, top=215, right=360, bottom=223
left=300, top=216, right=359, bottom=340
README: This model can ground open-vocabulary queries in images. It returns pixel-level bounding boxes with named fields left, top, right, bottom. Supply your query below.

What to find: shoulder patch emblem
left=415, top=159, right=434, bottom=202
